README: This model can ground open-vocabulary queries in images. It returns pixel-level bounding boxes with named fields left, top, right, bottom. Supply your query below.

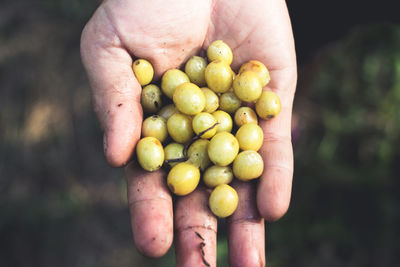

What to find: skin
left=81, top=0, right=296, bottom=266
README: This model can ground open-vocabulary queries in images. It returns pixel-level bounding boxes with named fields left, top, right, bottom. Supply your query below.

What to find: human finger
left=125, top=162, right=173, bottom=257
left=227, top=180, right=265, bottom=267
left=174, top=187, right=217, bottom=267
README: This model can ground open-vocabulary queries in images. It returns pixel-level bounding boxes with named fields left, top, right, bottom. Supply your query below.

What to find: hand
left=80, top=0, right=296, bottom=266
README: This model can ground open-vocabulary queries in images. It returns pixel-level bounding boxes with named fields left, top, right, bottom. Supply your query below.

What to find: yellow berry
left=141, top=84, right=162, bottom=113
left=161, top=69, right=190, bottom=98
left=209, top=184, right=238, bottom=218
left=233, top=150, right=264, bottom=181
left=187, top=139, right=211, bottom=171
left=167, top=113, right=194, bottom=143
left=192, top=112, right=217, bottom=139
left=164, top=143, right=185, bottom=168
left=141, top=115, right=168, bottom=143
left=167, top=162, right=200, bottom=196
left=208, top=132, right=239, bottom=166
left=239, top=60, right=270, bottom=87
left=205, top=60, right=233, bottom=93
left=136, top=137, right=164, bottom=172
left=157, top=104, right=179, bottom=120
left=185, top=56, right=207, bottom=87
left=234, top=107, right=258, bottom=127
left=235, top=123, right=264, bottom=151
left=207, top=40, right=233, bottom=65
left=201, top=87, right=219, bottom=113
left=233, top=70, right=262, bottom=102
left=132, top=59, right=154, bottom=86
left=212, top=110, right=233, bottom=133
left=203, top=165, right=233, bottom=188
left=255, top=91, right=281, bottom=120
left=219, top=92, right=241, bottom=114
left=173, top=82, right=206, bottom=115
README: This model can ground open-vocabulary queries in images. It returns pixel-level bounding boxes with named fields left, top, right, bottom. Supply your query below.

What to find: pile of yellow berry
left=133, top=40, right=281, bottom=218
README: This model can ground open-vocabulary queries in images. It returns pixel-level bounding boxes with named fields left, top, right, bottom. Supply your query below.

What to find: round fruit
left=235, top=123, right=264, bottom=151
left=187, top=139, right=211, bottom=171
left=209, top=184, right=238, bottom=218
left=233, top=150, right=264, bottom=181
left=201, top=87, right=219, bottom=113
left=255, top=91, right=281, bottom=120
left=212, top=110, right=233, bottom=133
left=161, top=69, right=190, bottom=98
left=203, top=165, right=233, bottom=188
left=207, top=40, right=233, bottom=65
left=234, top=107, right=258, bottom=127
left=167, top=113, right=194, bottom=143
left=136, top=137, right=164, bottom=172
left=233, top=70, right=262, bottom=102
left=205, top=60, right=233, bottom=93
left=208, top=132, right=239, bottom=166
left=173, top=82, right=205, bottom=115
left=219, top=92, right=241, bottom=114
left=164, top=142, right=185, bottom=168
left=167, top=162, right=200, bottom=196
left=141, top=115, right=168, bottom=143
left=141, top=84, right=162, bottom=113
left=132, top=59, right=154, bottom=86
left=239, top=60, right=270, bottom=87
left=158, top=104, right=179, bottom=120
left=192, top=112, right=217, bottom=139
left=185, top=56, right=207, bottom=87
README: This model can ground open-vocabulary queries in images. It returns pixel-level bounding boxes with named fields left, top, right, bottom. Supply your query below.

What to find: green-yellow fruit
left=233, top=70, right=262, bottom=102
left=173, top=82, right=206, bottom=115
left=141, top=115, right=168, bottom=143
left=205, top=60, right=233, bottom=93
left=234, top=107, right=258, bottom=127
left=207, top=40, right=233, bottom=65
left=238, top=60, right=270, bottom=87
left=161, top=69, right=190, bottom=98
left=158, top=104, right=179, bottom=120
left=192, top=112, right=217, bottom=139
left=167, top=162, right=200, bottom=196
left=255, top=91, right=281, bottom=120
left=233, top=150, right=264, bottom=181
left=185, top=56, right=207, bottom=87
left=132, top=59, right=154, bottom=86
left=212, top=110, right=233, bottom=133
left=164, top=142, right=185, bottom=168
left=167, top=113, right=194, bottom=143
left=203, top=165, right=233, bottom=188
left=219, top=92, right=241, bottom=114
left=187, top=139, right=211, bottom=171
left=201, top=87, right=219, bottom=113
left=209, top=184, right=238, bottom=218
left=208, top=132, right=239, bottom=166
left=136, top=137, right=164, bottom=172
left=141, top=84, right=162, bottom=113
left=235, top=123, right=264, bottom=151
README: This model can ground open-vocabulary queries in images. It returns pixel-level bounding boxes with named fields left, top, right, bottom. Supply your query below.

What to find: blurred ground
left=1, top=1, right=400, bottom=267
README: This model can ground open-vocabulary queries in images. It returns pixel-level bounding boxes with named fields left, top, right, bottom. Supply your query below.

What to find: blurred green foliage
left=277, top=23, right=400, bottom=267
left=1, top=0, right=399, bottom=265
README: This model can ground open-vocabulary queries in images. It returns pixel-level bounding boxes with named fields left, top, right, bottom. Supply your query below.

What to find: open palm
left=81, top=0, right=296, bottom=266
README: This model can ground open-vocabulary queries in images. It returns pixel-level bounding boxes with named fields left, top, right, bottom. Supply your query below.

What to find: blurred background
left=0, top=0, right=399, bottom=266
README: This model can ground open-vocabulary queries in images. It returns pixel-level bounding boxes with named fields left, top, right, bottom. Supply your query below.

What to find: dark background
left=1, top=0, right=399, bottom=266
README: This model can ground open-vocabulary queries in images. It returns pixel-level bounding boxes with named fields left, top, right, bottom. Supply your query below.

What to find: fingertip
left=257, top=195, right=289, bottom=222
left=132, top=202, right=173, bottom=258
left=256, top=166, right=291, bottom=222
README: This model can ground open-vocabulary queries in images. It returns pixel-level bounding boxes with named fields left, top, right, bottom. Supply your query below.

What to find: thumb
left=81, top=7, right=142, bottom=167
